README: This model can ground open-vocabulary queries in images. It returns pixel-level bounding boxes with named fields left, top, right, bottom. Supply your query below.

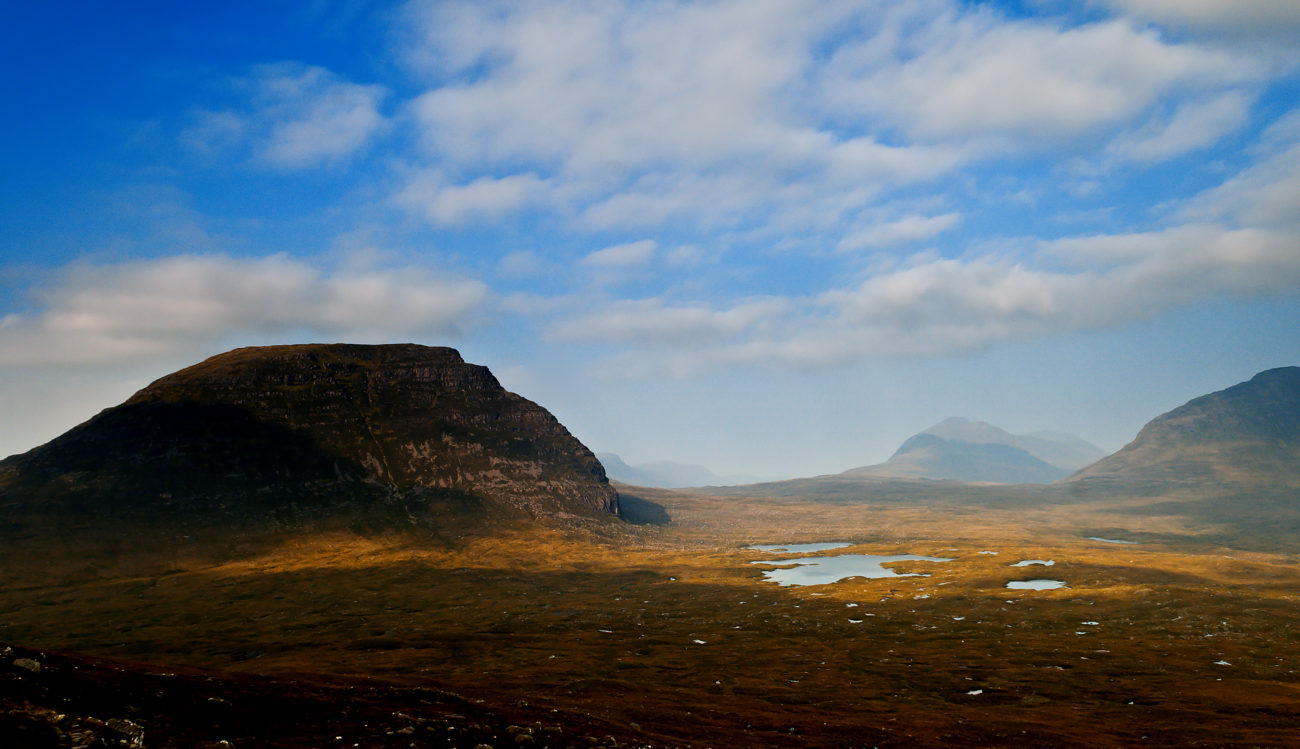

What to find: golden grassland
left=4, top=487, right=1300, bottom=746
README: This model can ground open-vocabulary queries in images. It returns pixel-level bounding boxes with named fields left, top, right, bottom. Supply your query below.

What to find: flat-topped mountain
left=0, top=344, right=617, bottom=525
left=845, top=418, right=1105, bottom=484
left=1070, top=366, right=1300, bottom=488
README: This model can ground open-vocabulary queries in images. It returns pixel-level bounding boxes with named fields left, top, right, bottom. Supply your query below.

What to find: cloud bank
left=0, top=255, right=488, bottom=368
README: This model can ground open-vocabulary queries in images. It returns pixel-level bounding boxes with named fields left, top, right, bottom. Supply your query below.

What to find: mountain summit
left=846, top=418, right=1105, bottom=484
left=1070, top=366, right=1300, bottom=488
left=0, top=344, right=617, bottom=525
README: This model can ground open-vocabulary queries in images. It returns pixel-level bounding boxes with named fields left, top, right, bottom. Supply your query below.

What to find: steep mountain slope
left=0, top=344, right=617, bottom=524
left=846, top=418, right=1104, bottom=484
left=1069, top=366, right=1300, bottom=487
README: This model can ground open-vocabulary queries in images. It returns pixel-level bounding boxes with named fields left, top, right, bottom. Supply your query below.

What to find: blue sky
left=3, top=0, right=1299, bottom=477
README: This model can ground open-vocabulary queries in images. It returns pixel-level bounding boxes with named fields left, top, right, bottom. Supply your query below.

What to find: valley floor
left=4, top=486, right=1300, bottom=747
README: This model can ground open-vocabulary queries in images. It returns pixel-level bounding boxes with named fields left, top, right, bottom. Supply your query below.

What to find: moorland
left=5, top=480, right=1300, bottom=747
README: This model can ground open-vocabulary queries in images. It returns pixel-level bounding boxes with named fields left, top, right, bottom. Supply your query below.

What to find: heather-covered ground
left=4, top=486, right=1300, bottom=747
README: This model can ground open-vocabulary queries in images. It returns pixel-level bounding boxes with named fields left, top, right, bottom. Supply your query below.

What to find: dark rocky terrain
left=1070, top=366, right=1300, bottom=489
left=0, top=344, right=617, bottom=529
left=0, top=641, right=653, bottom=748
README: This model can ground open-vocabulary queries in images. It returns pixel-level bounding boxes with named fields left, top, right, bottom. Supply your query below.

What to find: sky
left=2, top=0, right=1299, bottom=478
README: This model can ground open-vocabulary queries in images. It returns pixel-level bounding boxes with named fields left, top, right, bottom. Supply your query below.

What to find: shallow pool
left=751, top=553, right=952, bottom=586
left=1087, top=536, right=1138, bottom=545
left=1006, top=579, right=1068, bottom=590
left=1010, top=559, right=1055, bottom=567
left=749, top=542, right=852, bottom=554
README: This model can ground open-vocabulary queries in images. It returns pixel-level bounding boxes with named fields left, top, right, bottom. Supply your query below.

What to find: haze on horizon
left=2, top=1, right=1299, bottom=478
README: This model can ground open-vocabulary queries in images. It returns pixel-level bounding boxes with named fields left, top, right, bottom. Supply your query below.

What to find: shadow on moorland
left=615, top=488, right=672, bottom=525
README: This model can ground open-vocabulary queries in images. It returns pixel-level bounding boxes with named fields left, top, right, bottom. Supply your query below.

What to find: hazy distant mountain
left=922, top=417, right=1105, bottom=471
left=845, top=417, right=1105, bottom=484
left=0, top=344, right=618, bottom=526
left=597, top=453, right=764, bottom=488
left=1069, top=366, right=1300, bottom=488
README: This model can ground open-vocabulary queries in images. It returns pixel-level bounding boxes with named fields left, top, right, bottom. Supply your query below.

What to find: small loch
left=750, top=542, right=852, bottom=554
left=750, top=552, right=952, bottom=587
left=1006, top=579, right=1068, bottom=590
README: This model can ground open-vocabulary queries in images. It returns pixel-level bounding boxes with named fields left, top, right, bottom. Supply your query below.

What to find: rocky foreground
left=0, top=641, right=657, bottom=749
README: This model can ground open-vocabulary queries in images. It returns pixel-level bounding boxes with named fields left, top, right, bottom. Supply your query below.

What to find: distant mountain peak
left=597, top=452, right=767, bottom=488
left=850, top=417, right=1105, bottom=484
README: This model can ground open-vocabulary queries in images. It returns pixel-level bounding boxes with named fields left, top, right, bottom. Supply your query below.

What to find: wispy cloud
left=389, top=0, right=1270, bottom=246
left=1105, top=91, right=1253, bottom=164
left=395, top=170, right=549, bottom=225
left=547, top=124, right=1300, bottom=371
left=822, top=10, right=1260, bottom=142
left=184, top=63, right=389, bottom=170
left=838, top=213, right=962, bottom=252
left=580, top=240, right=657, bottom=268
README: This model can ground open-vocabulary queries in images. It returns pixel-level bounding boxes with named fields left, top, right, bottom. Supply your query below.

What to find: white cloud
left=0, top=255, right=489, bottom=368
left=822, top=11, right=1261, bottom=142
left=1106, top=91, right=1253, bottom=164
left=185, top=63, right=389, bottom=169
left=550, top=216, right=1300, bottom=370
left=580, top=240, right=657, bottom=268
left=549, top=297, right=791, bottom=346
left=396, top=171, right=550, bottom=225
left=497, top=250, right=544, bottom=277
left=838, top=212, right=962, bottom=252
left=1179, top=122, right=1300, bottom=228
left=396, top=0, right=982, bottom=232
left=391, top=0, right=1272, bottom=238
left=666, top=245, right=706, bottom=267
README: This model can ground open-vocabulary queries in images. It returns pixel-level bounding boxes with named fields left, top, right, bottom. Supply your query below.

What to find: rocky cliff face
left=1069, top=366, right=1300, bottom=488
left=0, top=344, right=617, bottom=523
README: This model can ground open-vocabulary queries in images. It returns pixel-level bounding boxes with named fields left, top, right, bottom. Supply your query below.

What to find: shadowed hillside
left=0, top=344, right=618, bottom=530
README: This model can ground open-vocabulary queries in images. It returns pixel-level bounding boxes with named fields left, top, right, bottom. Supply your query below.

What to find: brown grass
left=3, top=488, right=1300, bottom=746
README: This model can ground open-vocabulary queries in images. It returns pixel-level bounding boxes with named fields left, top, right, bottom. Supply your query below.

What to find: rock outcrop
left=0, top=344, right=617, bottom=524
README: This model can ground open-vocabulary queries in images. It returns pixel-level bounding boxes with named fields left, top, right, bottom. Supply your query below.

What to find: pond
left=1006, top=579, right=1068, bottom=590
left=1010, top=559, right=1055, bottom=567
left=1087, top=536, right=1138, bottom=544
left=749, top=542, right=852, bottom=554
left=750, top=553, right=952, bottom=587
